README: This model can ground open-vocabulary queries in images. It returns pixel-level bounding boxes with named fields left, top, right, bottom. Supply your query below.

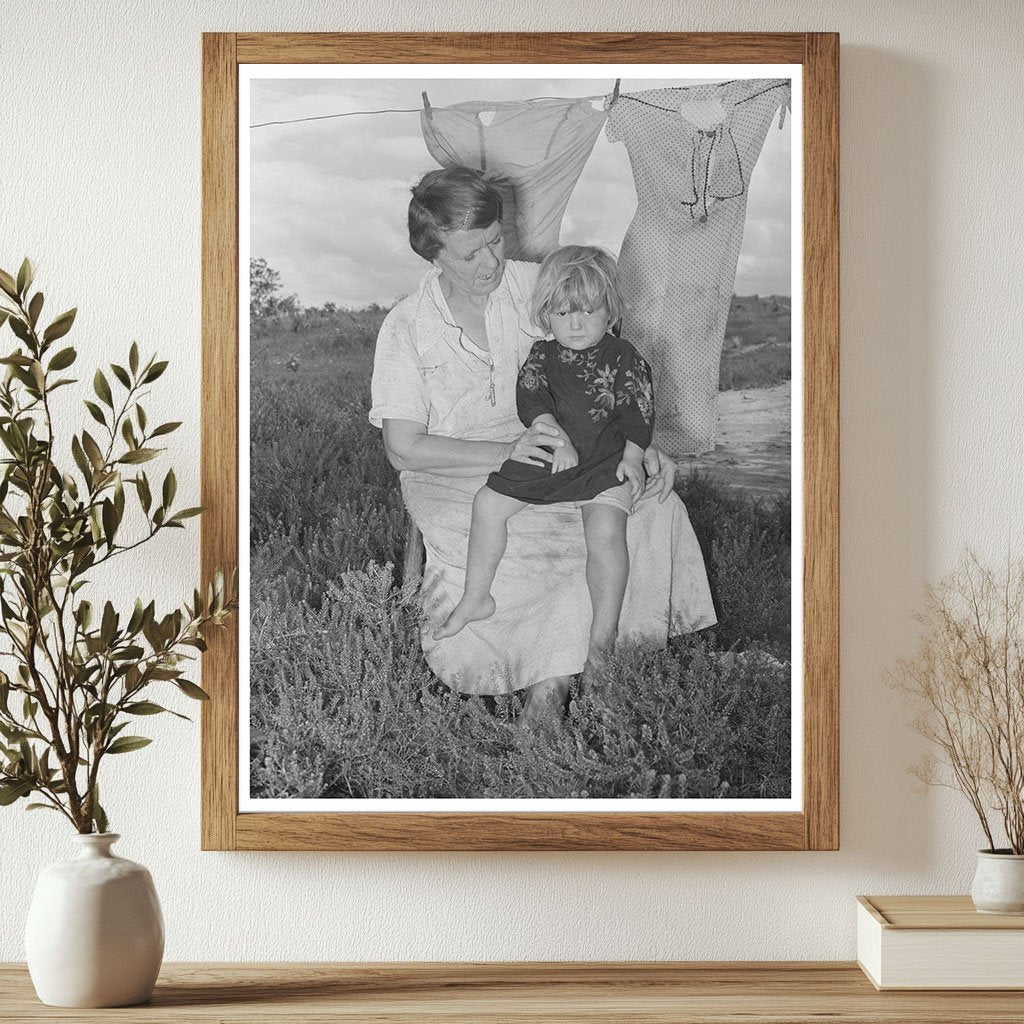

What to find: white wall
left=2, top=0, right=1022, bottom=961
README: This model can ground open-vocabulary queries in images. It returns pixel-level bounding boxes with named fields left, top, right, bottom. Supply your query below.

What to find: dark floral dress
left=487, top=334, right=655, bottom=504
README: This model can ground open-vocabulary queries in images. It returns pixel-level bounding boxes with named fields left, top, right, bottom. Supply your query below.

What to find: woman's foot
left=517, top=676, right=570, bottom=733
left=581, top=634, right=616, bottom=691
left=433, top=594, right=496, bottom=639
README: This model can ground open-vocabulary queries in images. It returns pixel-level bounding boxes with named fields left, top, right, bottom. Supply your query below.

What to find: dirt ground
left=676, top=382, right=791, bottom=500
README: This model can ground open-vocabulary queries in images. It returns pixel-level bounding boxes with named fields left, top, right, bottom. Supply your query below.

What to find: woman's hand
left=643, top=445, right=678, bottom=502
left=508, top=420, right=564, bottom=467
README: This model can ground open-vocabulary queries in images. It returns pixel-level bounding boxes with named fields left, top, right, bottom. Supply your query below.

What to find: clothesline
left=250, top=94, right=610, bottom=129
left=247, top=79, right=784, bottom=129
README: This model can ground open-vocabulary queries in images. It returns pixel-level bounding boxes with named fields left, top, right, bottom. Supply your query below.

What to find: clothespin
left=421, top=91, right=432, bottom=120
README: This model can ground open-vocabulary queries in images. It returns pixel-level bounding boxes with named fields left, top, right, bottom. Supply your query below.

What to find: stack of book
left=857, top=895, right=1024, bottom=990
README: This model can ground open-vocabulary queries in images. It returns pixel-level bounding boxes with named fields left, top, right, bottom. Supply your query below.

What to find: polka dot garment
left=607, top=79, right=791, bottom=455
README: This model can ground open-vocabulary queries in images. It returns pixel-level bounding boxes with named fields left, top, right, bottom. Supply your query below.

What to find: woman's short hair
left=408, top=167, right=504, bottom=261
left=531, top=245, right=626, bottom=332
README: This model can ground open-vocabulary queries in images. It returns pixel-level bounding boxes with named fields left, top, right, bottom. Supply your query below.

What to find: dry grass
left=248, top=305, right=791, bottom=800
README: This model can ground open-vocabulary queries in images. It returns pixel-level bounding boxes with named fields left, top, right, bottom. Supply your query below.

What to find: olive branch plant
left=0, top=259, right=236, bottom=833
left=895, top=552, right=1024, bottom=854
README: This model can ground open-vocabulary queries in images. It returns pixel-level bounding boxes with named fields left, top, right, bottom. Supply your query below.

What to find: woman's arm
left=383, top=418, right=563, bottom=476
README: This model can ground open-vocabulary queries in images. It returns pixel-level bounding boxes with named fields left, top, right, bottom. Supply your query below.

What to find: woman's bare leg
left=518, top=675, right=571, bottom=730
left=434, top=486, right=526, bottom=639
left=580, top=503, right=629, bottom=683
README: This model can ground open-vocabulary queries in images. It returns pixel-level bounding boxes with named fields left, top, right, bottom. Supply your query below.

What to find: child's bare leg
left=434, top=486, right=526, bottom=639
left=580, top=503, right=629, bottom=681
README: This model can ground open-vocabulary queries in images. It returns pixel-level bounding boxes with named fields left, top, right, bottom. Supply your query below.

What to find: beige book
left=857, top=895, right=1024, bottom=990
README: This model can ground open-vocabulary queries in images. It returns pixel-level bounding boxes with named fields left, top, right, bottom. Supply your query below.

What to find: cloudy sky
left=248, top=74, right=792, bottom=309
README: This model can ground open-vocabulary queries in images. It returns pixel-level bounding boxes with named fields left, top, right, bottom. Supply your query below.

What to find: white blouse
left=369, top=260, right=543, bottom=444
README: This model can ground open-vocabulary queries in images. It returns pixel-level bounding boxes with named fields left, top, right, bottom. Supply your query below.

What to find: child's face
left=548, top=304, right=609, bottom=351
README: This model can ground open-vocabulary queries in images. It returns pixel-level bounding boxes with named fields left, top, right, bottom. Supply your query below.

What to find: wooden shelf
left=3, top=962, right=1024, bottom=1022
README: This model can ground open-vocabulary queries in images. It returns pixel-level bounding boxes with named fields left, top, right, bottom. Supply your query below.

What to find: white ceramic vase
left=971, top=849, right=1024, bottom=915
left=24, top=833, right=164, bottom=1007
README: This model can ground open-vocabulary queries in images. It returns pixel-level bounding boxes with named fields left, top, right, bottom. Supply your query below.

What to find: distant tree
left=249, top=257, right=282, bottom=320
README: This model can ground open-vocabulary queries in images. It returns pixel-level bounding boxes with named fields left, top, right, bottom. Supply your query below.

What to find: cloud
left=249, top=75, right=792, bottom=307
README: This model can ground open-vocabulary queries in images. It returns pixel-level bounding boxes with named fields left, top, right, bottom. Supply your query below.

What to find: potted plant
left=895, top=552, right=1024, bottom=914
left=0, top=259, right=236, bottom=1005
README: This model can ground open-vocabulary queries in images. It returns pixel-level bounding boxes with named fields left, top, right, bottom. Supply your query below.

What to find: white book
left=857, top=895, right=1024, bottom=990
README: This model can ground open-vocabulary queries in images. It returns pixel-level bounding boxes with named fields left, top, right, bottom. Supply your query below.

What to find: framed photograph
left=201, top=32, right=838, bottom=851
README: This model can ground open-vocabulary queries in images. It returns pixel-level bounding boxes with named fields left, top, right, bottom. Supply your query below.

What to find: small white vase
left=971, top=849, right=1024, bottom=915
left=24, top=833, right=164, bottom=1007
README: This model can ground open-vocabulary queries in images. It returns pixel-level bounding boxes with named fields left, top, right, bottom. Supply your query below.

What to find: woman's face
left=434, top=221, right=506, bottom=300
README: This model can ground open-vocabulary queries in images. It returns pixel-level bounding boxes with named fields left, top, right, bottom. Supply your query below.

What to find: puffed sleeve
left=614, top=344, right=655, bottom=449
left=515, top=340, right=556, bottom=428
left=368, top=305, right=429, bottom=428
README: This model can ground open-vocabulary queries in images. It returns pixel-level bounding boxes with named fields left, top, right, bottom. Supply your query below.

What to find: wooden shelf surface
left=3, top=962, right=1024, bottom=1022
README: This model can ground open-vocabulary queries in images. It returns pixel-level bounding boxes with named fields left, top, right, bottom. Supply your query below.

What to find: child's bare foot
left=433, top=594, right=496, bottom=639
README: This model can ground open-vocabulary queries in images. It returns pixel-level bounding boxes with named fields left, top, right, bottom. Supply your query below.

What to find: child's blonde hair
left=531, top=245, right=625, bottom=332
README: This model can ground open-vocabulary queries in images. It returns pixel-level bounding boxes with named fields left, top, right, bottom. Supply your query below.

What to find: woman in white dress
left=370, top=167, right=716, bottom=726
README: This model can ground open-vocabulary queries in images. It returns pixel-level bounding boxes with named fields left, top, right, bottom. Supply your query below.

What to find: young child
left=434, top=245, right=655, bottom=679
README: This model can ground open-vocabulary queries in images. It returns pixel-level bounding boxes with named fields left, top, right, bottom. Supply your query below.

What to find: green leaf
left=8, top=317, right=31, bottom=345
left=0, top=269, right=18, bottom=300
left=93, top=369, right=113, bottom=409
left=118, top=448, right=158, bottom=465
left=105, top=735, right=152, bottom=755
left=101, top=498, right=116, bottom=547
left=27, top=292, right=43, bottom=329
left=42, top=308, right=77, bottom=344
left=0, top=722, right=28, bottom=742
left=81, top=431, right=105, bottom=472
left=26, top=802, right=61, bottom=813
left=48, top=346, right=76, bottom=371
left=121, top=418, right=137, bottom=450
left=0, top=779, right=33, bottom=805
left=16, top=258, right=34, bottom=298
left=124, top=700, right=171, bottom=716
left=168, top=507, right=202, bottom=524
left=129, top=342, right=139, bottom=375
left=136, top=473, right=152, bottom=513
left=126, top=598, right=146, bottom=635
left=151, top=421, right=182, bottom=439
left=71, top=435, right=92, bottom=483
left=100, top=601, right=117, bottom=647
left=110, top=363, right=131, bottom=389
left=114, top=475, right=125, bottom=522
left=83, top=400, right=106, bottom=427
left=176, top=679, right=210, bottom=701
left=91, top=785, right=108, bottom=834
left=136, top=404, right=147, bottom=432
left=142, top=360, right=168, bottom=383
left=162, top=468, right=176, bottom=508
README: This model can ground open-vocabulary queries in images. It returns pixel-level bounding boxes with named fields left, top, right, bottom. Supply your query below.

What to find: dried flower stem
left=895, top=552, right=1024, bottom=854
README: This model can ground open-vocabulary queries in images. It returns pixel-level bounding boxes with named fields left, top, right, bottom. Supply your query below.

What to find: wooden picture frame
left=201, top=32, right=838, bottom=851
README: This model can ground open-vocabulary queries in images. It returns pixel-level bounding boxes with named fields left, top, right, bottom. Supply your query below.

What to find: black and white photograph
left=241, top=64, right=801, bottom=811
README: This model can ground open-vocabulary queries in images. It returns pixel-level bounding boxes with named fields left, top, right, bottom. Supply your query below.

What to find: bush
left=250, top=564, right=790, bottom=799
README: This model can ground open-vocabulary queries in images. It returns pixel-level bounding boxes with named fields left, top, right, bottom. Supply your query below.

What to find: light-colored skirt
left=403, top=470, right=717, bottom=695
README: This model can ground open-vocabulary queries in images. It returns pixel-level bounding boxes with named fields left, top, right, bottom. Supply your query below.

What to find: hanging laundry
left=421, top=98, right=608, bottom=261
left=607, top=79, right=791, bottom=456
